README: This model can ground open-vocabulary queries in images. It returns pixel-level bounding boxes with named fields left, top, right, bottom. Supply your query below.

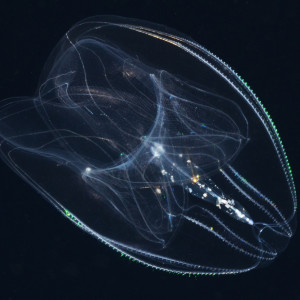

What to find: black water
left=0, top=1, right=299, bottom=299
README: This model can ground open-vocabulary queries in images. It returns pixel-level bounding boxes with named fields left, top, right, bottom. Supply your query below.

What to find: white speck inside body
left=150, top=143, right=165, bottom=158
left=155, top=188, right=162, bottom=194
left=161, top=169, right=167, bottom=175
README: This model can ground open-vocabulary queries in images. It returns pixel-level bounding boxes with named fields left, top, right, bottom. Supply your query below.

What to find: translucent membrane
left=0, top=16, right=296, bottom=275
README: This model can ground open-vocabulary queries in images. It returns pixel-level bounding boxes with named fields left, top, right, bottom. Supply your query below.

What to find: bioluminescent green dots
left=64, top=209, right=83, bottom=227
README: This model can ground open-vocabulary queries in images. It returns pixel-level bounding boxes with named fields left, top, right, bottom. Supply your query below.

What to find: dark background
left=0, top=1, right=299, bottom=299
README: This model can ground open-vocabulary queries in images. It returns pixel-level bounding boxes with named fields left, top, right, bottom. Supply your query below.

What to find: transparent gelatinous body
left=0, top=16, right=296, bottom=275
